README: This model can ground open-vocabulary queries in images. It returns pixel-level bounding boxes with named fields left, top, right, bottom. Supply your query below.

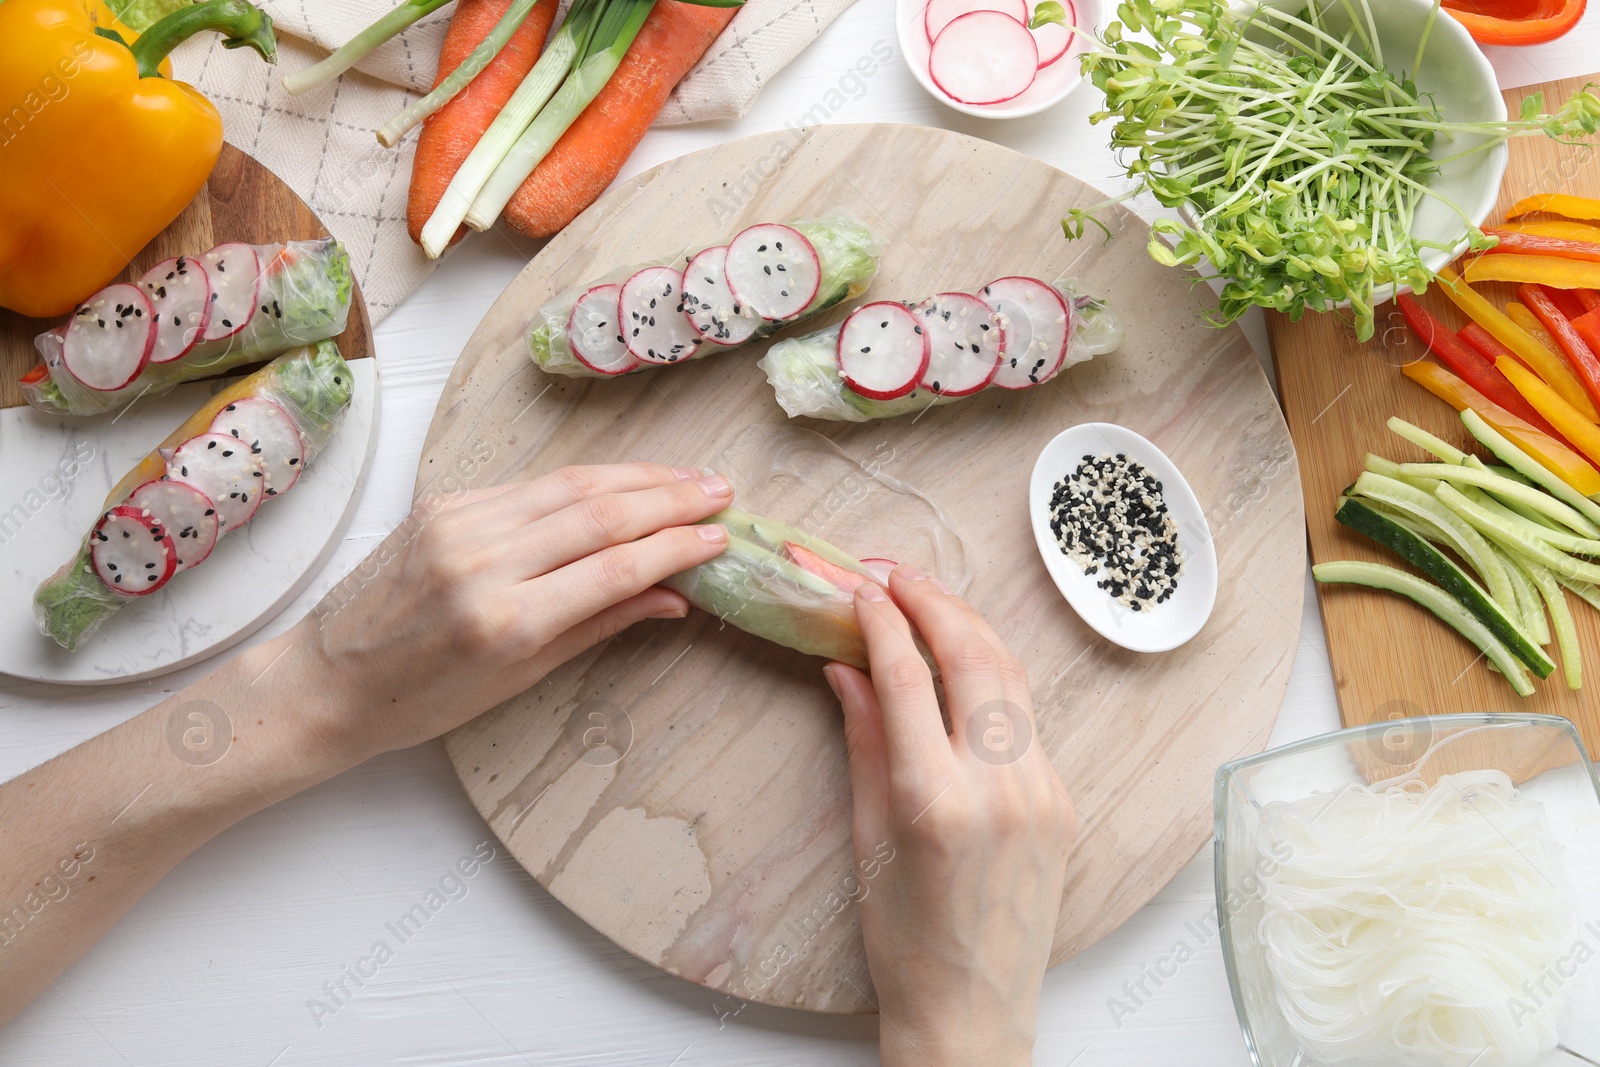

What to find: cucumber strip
left=1365, top=452, right=1407, bottom=480
left=1491, top=541, right=1553, bottom=646
left=1501, top=497, right=1568, bottom=533
left=1523, top=561, right=1581, bottom=690
left=1462, top=409, right=1600, bottom=531
left=1485, top=463, right=1537, bottom=488
left=1463, top=484, right=1600, bottom=556
left=1334, top=499, right=1554, bottom=676
left=1557, top=575, right=1600, bottom=613
left=1388, top=417, right=1471, bottom=464
left=1311, top=561, right=1535, bottom=697
left=1351, top=472, right=1516, bottom=611
left=1435, top=483, right=1600, bottom=584
left=1401, top=463, right=1600, bottom=537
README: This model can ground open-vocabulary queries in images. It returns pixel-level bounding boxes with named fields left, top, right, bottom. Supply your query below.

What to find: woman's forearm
left=0, top=632, right=356, bottom=1026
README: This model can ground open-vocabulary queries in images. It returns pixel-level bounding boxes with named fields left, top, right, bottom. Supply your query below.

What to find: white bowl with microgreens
left=1029, top=422, right=1217, bottom=653
left=895, top=0, right=1099, bottom=119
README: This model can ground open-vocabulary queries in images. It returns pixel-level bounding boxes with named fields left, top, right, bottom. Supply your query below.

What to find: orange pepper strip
left=1482, top=229, right=1600, bottom=263
left=1403, top=361, right=1600, bottom=496
left=1506, top=194, right=1600, bottom=222
left=1495, top=220, right=1600, bottom=243
left=1464, top=254, right=1600, bottom=289
left=1437, top=268, right=1600, bottom=420
left=1498, top=355, right=1600, bottom=468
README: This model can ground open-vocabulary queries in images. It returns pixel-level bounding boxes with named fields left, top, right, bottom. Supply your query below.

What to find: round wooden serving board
left=416, top=124, right=1305, bottom=1013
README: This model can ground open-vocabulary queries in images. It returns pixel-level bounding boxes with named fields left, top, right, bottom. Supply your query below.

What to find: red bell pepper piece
left=1482, top=228, right=1600, bottom=264
left=1458, top=322, right=1514, bottom=363
left=1442, top=0, right=1586, bottom=46
left=1541, top=284, right=1590, bottom=321
left=1573, top=310, right=1600, bottom=371
left=1396, top=294, right=1563, bottom=436
left=1576, top=290, right=1600, bottom=314
left=1520, top=283, right=1600, bottom=415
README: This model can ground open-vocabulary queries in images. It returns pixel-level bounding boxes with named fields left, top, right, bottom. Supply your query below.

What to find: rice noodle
left=1255, top=770, right=1578, bottom=1067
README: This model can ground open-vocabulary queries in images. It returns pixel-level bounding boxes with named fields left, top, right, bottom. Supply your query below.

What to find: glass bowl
left=1215, top=714, right=1600, bottom=1067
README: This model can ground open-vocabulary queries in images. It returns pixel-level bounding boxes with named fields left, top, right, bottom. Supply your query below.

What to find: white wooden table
left=4, top=5, right=1598, bottom=1064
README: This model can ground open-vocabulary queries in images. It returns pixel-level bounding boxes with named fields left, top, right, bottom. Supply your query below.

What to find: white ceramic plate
left=895, top=0, right=1100, bottom=119
left=1028, top=422, right=1218, bottom=653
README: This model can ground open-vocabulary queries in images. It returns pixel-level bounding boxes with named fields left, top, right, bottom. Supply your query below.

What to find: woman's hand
left=825, top=568, right=1076, bottom=1067
left=283, top=461, right=733, bottom=764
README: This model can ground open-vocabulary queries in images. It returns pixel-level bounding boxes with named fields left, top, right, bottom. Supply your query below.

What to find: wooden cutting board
left=415, top=123, right=1305, bottom=1013
left=0, top=144, right=372, bottom=408
left=1271, top=73, right=1600, bottom=753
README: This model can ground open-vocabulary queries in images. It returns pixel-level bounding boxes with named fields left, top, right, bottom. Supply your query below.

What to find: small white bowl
left=895, top=0, right=1100, bottom=119
left=1028, top=423, right=1218, bottom=653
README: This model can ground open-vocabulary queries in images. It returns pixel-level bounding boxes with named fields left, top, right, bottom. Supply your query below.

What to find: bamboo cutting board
left=417, top=124, right=1305, bottom=1013
left=0, top=144, right=373, bottom=408
left=1271, top=73, right=1600, bottom=752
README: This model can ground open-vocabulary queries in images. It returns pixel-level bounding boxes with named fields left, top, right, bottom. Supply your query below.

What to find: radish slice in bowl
left=924, top=0, right=1027, bottom=42
left=929, top=10, right=1039, bottom=106
left=1030, top=0, right=1076, bottom=67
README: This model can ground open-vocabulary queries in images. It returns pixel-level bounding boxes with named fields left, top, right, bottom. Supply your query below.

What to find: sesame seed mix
left=1048, top=453, right=1183, bottom=611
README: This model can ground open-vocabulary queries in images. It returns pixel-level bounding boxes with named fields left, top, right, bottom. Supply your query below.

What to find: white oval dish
left=1029, top=422, right=1218, bottom=653
left=895, top=0, right=1099, bottom=119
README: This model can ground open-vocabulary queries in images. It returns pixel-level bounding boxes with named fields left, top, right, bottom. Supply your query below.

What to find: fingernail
left=672, top=466, right=699, bottom=481
left=697, top=523, right=729, bottom=543
left=699, top=474, right=732, bottom=497
left=648, top=605, right=689, bottom=620
left=822, top=664, right=843, bottom=699
left=857, top=582, right=889, bottom=602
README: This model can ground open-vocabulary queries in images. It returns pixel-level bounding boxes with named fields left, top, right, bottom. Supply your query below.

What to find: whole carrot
left=406, top=0, right=558, bottom=247
left=501, top=1, right=736, bottom=239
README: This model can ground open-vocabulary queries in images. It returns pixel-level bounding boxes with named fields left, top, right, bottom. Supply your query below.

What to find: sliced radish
left=682, top=245, right=763, bottom=347
left=725, top=224, right=820, bottom=321
left=566, top=283, right=639, bottom=376
left=139, top=256, right=211, bottom=364
left=198, top=243, right=261, bottom=342
left=784, top=542, right=865, bottom=597
left=125, top=479, right=218, bottom=572
left=1031, top=0, right=1076, bottom=68
left=59, top=284, right=154, bottom=392
left=209, top=397, right=307, bottom=497
left=980, top=276, right=1072, bottom=390
left=860, top=558, right=898, bottom=584
left=916, top=292, right=1005, bottom=397
left=925, top=0, right=1027, bottom=41
left=619, top=266, right=703, bottom=365
left=166, top=433, right=266, bottom=531
left=930, top=11, right=1039, bottom=106
left=90, top=505, right=176, bottom=597
left=835, top=302, right=930, bottom=401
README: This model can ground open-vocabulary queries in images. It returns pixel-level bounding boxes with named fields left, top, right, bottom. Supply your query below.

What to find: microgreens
left=1067, top=0, right=1600, bottom=341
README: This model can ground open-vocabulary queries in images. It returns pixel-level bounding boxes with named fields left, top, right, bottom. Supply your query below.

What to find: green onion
left=418, top=0, right=601, bottom=258
left=283, top=0, right=452, bottom=96
left=1069, top=0, right=1600, bottom=341
left=376, top=0, right=550, bottom=147
left=463, top=0, right=656, bottom=232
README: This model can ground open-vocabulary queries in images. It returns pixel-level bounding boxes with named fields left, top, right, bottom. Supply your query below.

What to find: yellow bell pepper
left=1464, top=253, right=1600, bottom=290
left=1497, top=355, right=1600, bottom=469
left=1506, top=194, right=1600, bottom=223
left=0, top=0, right=277, bottom=318
left=1436, top=267, right=1600, bottom=420
left=1402, top=360, right=1600, bottom=496
left=1497, top=219, right=1600, bottom=244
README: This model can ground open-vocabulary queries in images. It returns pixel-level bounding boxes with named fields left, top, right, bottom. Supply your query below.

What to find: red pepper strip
left=20, top=364, right=47, bottom=385
left=1397, top=294, right=1562, bottom=434
left=1542, top=284, right=1590, bottom=321
left=1482, top=228, right=1600, bottom=263
left=1520, top=283, right=1600, bottom=415
left=1574, top=310, right=1600, bottom=371
left=1458, top=323, right=1580, bottom=446
left=1577, top=290, right=1600, bottom=314
left=1442, top=0, right=1586, bottom=44
left=1506, top=194, right=1600, bottom=222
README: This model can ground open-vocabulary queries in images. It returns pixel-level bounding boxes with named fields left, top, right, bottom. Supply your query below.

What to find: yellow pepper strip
left=1498, top=355, right=1600, bottom=469
left=1437, top=268, right=1600, bottom=420
left=0, top=0, right=277, bottom=318
left=1506, top=194, right=1600, bottom=222
left=1464, top=253, right=1600, bottom=290
left=1497, top=219, right=1600, bottom=244
left=1403, top=361, right=1600, bottom=496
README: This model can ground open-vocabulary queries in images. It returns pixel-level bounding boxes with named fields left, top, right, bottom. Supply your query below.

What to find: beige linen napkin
left=172, top=0, right=857, bottom=322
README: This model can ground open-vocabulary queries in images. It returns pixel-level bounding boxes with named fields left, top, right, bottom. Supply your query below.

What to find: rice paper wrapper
left=33, top=342, right=355, bottom=651
left=24, top=239, right=353, bottom=416
left=660, top=426, right=972, bottom=668
left=528, top=210, right=882, bottom=378
left=760, top=276, right=1124, bottom=422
